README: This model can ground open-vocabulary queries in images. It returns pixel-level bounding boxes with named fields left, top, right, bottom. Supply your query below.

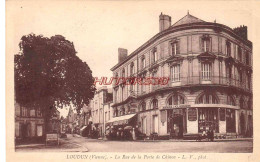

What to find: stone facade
left=110, top=13, right=253, bottom=138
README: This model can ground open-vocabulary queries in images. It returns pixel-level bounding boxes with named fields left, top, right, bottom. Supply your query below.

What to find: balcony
left=150, top=76, right=251, bottom=93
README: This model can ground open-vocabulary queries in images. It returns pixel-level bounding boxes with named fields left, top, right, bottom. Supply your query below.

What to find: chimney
left=118, top=48, right=128, bottom=63
left=233, top=25, right=248, bottom=40
left=159, top=12, right=171, bottom=32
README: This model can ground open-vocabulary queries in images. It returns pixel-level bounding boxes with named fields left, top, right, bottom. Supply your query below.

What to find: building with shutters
left=15, top=101, right=45, bottom=143
left=110, top=12, right=253, bottom=139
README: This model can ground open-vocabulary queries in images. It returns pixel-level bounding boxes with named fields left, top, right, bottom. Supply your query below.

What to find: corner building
left=110, top=13, right=253, bottom=138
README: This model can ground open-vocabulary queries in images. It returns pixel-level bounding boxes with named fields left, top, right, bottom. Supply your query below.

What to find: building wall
left=111, top=20, right=252, bottom=137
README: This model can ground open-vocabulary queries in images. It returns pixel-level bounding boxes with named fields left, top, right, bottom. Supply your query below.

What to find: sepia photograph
left=5, top=0, right=260, bottom=162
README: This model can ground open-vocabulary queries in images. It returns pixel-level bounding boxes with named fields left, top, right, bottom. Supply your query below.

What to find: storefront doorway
left=167, top=109, right=186, bottom=138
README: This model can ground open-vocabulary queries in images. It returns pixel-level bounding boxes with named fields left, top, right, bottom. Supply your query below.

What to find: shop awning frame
left=106, top=113, right=136, bottom=125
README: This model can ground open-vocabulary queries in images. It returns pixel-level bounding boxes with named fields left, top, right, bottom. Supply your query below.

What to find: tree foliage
left=15, top=34, right=96, bottom=117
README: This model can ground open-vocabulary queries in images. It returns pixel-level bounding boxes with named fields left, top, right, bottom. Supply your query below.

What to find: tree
left=15, top=34, right=96, bottom=133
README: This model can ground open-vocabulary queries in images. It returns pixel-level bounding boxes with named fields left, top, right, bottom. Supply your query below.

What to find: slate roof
left=171, top=13, right=205, bottom=27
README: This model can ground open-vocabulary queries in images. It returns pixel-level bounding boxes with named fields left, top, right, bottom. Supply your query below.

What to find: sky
left=7, top=1, right=255, bottom=117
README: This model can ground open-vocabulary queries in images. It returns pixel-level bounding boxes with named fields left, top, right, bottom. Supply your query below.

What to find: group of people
left=106, top=127, right=142, bottom=141
left=200, top=129, right=215, bottom=141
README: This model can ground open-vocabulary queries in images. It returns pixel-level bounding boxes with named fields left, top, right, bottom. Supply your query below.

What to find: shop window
left=170, top=64, right=181, bottom=82
left=198, top=108, right=219, bottom=133
left=196, top=93, right=218, bottom=104
left=227, top=95, right=236, bottom=106
left=168, top=94, right=185, bottom=106
left=226, top=109, right=236, bottom=133
left=201, top=63, right=211, bottom=80
left=151, top=99, right=158, bottom=109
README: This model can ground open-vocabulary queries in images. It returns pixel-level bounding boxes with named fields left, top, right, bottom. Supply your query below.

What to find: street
left=16, top=134, right=253, bottom=153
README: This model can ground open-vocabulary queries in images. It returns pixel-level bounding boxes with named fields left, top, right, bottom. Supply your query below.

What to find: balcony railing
left=150, top=76, right=251, bottom=92
left=113, top=76, right=251, bottom=105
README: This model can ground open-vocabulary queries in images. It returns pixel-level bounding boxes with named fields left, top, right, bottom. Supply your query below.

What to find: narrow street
left=61, top=134, right=253, bottom=153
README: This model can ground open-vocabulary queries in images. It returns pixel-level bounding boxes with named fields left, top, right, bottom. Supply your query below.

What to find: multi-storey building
left=15, top=101, right=45, bottom=143
left=110, top=12, right=253, bottom=138
left=90, top=86, right=113, bottom=137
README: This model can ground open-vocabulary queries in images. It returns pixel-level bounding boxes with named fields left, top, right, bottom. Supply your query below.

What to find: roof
left=110, top=13, right=252, bottom=71
left=171, top=13, right=205, bottom=27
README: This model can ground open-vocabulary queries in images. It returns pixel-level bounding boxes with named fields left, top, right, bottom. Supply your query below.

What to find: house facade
left=90, top=86, right=113, bottom=137
left=15, top=101, right=45, bottom=142
left=110, top=12, right=253, bottom=138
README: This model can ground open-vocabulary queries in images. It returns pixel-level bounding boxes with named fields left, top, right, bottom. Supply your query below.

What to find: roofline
left=110, top=22, right=252, bottom=71
left=171, top=14, right=205, bottom=27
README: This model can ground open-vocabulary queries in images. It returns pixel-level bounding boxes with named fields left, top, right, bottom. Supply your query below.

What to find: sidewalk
left=15, top=138, right=88, bottom=152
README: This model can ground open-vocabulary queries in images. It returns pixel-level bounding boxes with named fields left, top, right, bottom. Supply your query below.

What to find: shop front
left=106, top=114, right=138, bottom=140
left=161, top=105, right=239, bottom=138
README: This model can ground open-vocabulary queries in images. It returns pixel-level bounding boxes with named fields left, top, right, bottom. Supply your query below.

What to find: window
left=140, top=102, right=146, bottom=111
left=122, top=69, right=125, bottom=78
left=21, top=107, right=28, bottom=117
left=170, top=64, right=180, bottom=82
left=201, top=63, right=211, bottom=80
left=238, top=47, right=242, bottom=62
left=226, top=66, right=232, bottom=79
left=130, top=62, right=134, bottom=75
left=227, top=95, right=236, bottom=106
left=37, top=108, right=42, bottom=117
left=171, top=41, right=179, bottom=55
left=245, top=52, right=250, bottom=65
left=141, top=56, right=146, bottom=69
left=198, top=108, right=219, bottom=133
left=168, top=94, right=185, bottom=106
left=226, top=41, right=231, bottom=56
left=240, top=97, right=245, bottom=109
left=151, top=48, right=158, bottom=63
left=151, top=99, right=158, bottom=109
left=202, top=37, right=210, bottom=52
left=196, top=93, right=218, bottom=104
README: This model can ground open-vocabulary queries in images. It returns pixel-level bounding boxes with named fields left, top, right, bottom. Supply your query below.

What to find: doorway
left=171, top=114, right=183, bottom=138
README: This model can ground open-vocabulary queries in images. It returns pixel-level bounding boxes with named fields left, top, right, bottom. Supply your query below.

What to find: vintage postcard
left=6, top=0, right=260, bottom=162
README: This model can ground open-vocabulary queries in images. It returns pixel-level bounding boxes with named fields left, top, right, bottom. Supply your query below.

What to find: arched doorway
left=166, top=93, right=187, bottom=138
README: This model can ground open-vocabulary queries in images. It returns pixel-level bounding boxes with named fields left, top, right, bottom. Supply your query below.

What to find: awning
left=80, top=126, right=87, bottom=132
left=106, top=114, right=136, bottom=125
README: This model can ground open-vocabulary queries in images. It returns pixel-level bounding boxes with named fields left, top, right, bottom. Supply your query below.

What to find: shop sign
left=188, top=108, right=197, bottom=121
left=163, top=105, right=191, bottom=109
